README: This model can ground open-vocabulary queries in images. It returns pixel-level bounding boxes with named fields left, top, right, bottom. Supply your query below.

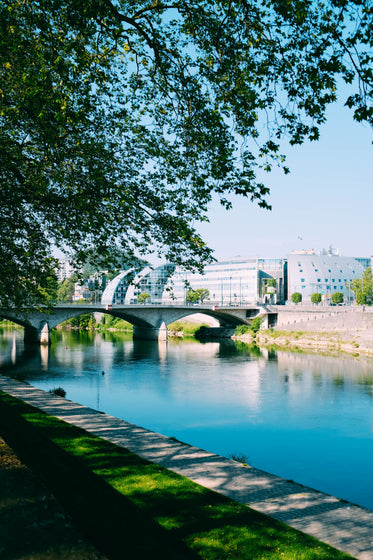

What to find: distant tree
left=186, top=289, right=199, bottom=304
left=331, top=292, right=344, bottom=304
left=195, top=289, right=210, bottom=303
left=186, top=288, right=210, bottom=303
left=350, top=278, right=363, bottom=304
left=137, top=292, right=151, bottom=305
left=291, top=292, right=302, bottom=304
left=351, top=268, right=373, bottom=305
left=56, top=274, right=79, bottom=303
left=265, top=278, right=277, bottom=293
left=65, top=313, right=95, bottom=329
left=362, top=268, right=373, bottom=304
left=311, top=293, right=322, bottom=304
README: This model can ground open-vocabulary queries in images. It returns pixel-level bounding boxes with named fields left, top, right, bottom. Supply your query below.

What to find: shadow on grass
left=0, top=391, right=356, bottom=560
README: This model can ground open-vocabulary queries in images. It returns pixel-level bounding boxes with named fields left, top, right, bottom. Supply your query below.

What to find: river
left=1, top=327, right=373, bottom=510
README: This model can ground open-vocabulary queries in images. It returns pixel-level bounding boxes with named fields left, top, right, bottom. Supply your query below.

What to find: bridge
left=0, top=303, right=276, bottom=344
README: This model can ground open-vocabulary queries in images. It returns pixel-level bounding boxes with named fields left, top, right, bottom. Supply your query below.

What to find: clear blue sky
left=196, top=98, right=373, bottom=261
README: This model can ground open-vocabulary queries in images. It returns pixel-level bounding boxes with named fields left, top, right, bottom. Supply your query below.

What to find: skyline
left=196, top=95, right=373, bottom=261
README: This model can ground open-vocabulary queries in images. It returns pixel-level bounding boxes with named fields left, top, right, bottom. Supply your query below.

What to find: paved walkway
left=1, top=375, right=373, bottom=560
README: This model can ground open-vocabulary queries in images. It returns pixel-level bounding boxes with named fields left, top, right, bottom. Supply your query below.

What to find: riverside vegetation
left=57, top=314, right=209, bottom=338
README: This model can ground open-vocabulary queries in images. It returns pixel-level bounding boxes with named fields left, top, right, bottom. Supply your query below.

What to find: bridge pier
left=133, top=323, right=168, bottom=341
left=24, top=323, right=51, bottom=345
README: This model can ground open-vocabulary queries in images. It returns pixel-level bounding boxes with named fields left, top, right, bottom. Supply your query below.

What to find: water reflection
left=1, top=328, right=373, bottom=510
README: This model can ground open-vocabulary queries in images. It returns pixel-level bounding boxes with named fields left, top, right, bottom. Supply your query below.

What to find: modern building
left=162, top=257, right=287, bottom=305
left=56, top=259, right=77, bottom=282
left=287, top=252, right=371, bottom=303
left=100, top=257, right=287, bottom=306
left=101, top=264, right=175, bottom=306
left=73, top=274, right=107, bottom=303
left=100, top=251, right=372, bottom=307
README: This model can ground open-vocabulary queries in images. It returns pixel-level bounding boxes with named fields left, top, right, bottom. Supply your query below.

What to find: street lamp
left=229, top=276, right=232, bottom=306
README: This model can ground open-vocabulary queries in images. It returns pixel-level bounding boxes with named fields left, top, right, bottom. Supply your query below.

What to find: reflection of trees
left=275, top=351, right=373, bottom=398
left=357, top=377, right=373, bottom=397
left=233, top=341, right=262, bottom=358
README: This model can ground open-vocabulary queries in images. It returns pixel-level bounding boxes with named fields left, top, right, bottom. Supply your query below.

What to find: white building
left=56, top=259, right=76, bottom=282
left=287, top=253, right=371, bottom=303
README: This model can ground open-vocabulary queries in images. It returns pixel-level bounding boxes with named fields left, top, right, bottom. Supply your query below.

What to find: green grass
left=0, top=319, right=23, bottom=328
left=0, top=391, right=356, bottom=560
left=168, top=321, right=210, bottom=337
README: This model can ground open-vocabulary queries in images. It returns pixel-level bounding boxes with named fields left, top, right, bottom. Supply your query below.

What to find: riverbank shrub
left=99, top=315, right=133, bottom=331
left=250, top=317, right=263, bottom=334
left=235, top=324, right=250, bottom=336
left=168, top=321, right=210, bottom=337
left=60, top=314, right=95, bottom=330
left=48, top=387, right=66, bottom=398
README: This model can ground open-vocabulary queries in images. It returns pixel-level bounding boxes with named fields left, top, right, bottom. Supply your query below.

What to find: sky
left=195, top=97, right=373, bottom=262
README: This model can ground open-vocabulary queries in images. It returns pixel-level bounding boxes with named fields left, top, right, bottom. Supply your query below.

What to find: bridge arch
left=162, top=309, right=246, bottom=327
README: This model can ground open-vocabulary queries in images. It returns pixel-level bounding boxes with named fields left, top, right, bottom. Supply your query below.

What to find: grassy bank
left=168, top=321, right=210, bottom=338
left=253, top=329, right=373, bottom=357
left=0, top=391, right=355, bottom=560
left=0, top=319, right=23, bottom=329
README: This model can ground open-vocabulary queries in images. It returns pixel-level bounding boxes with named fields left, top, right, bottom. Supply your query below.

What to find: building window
left=301, top=278, right=305, bottom=282
left=317, top=279, right=321, bottom=282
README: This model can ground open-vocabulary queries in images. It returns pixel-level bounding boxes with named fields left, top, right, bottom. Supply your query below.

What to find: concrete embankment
left=239, top=307, right=373, bottom=357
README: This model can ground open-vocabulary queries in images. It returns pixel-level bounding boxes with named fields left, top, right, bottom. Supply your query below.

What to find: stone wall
left=273, top=306, right=373, bottom=332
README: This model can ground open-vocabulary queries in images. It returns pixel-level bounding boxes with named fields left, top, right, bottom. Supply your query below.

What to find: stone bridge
left=0, top=304, right=275, bottom=344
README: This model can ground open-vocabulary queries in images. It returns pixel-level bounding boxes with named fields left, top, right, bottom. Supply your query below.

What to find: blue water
left=1, top=327, right=373, bottom=510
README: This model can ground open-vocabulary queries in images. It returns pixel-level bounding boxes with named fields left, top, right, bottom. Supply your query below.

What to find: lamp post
left=229, top=276, right=232, bottom=306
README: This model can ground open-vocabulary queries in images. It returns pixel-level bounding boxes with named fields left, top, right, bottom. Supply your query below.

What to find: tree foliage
left=331, top=291, right=344, bottom=304
left=291, top=292, right=302, bottom=304
left=137, top=292, right=151, bottom=304
left=186, top=288, right=210, bottom=303
left=56, top=274, right=79, bottom=303
left=1, top=0, right=372, bottom=308
left=351, top=267, right=373, bottom=305
left=311, top=292, right=322, bottom=304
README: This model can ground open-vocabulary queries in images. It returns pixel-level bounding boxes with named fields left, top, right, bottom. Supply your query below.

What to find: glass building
left=162, top=257, right=286, bottom=305
left=101, top=264, right=175, bottom=305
